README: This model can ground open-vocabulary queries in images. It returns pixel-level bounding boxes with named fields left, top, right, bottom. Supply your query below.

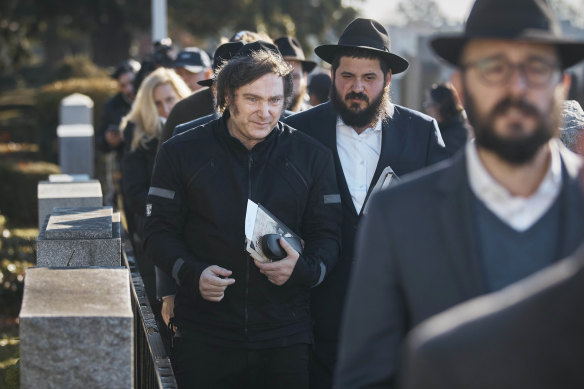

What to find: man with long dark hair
left=143, top=41, right=342, bottom=389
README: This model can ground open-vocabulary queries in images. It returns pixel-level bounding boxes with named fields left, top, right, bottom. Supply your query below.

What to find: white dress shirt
left=466, top=139, right=562, bottom=232
left=336, top=116, right=383, bottom=214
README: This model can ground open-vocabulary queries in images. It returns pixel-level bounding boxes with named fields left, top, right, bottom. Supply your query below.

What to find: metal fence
left=122, top=246, right=177, bottom=388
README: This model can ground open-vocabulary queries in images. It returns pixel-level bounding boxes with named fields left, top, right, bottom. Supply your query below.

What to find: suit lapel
left=360, top=105, right=404, bottom=216
left=436, top=152, right=487, bottom=298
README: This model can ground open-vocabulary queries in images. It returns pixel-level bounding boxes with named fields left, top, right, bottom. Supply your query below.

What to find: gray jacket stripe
left=314, top=262, right=327, bottom=287
left=323, top=194, right=341, bottom=204
left=148, top=186, right=175, bottom=200
left=172, top=258, right=185, bottom=285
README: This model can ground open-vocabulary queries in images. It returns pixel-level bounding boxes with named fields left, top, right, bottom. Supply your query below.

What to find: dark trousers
left=171, top=337, right=310, bottom=389
left=310, top=339, right=336, bottom=389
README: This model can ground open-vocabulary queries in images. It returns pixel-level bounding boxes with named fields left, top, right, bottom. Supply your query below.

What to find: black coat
left=121, top=123, right=157, bottom=221
left=283, top=101, right=448, bottom=372
left=335, top=145, right=584, bottom=389
left=96, top=92, right=131, bottom=154
left=400, top=243, right=584, bottom=389
left=143, top=112, right=342, bottom=347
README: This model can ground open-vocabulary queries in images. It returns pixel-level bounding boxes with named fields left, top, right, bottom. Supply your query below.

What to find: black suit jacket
left=283, top=102, right=448, bottom=371
left=400, top=243, right=584, bottom=389
left=335, top=143, right=584, bottom=388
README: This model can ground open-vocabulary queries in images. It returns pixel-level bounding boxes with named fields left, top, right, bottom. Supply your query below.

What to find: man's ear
left=386, top=69, right=392, bottom=86
left=204, top=68, right=213, bottom=80
left=451, top=71, right=465, bottom=106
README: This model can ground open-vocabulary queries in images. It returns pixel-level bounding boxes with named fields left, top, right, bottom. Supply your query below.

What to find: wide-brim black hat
left=275, top=36, right=317, bottom=73
left=431, top=0, right=584, bottom=69
left=315, top=18, right=409, bottom=75
left=198, top=41, right=245, bottom=87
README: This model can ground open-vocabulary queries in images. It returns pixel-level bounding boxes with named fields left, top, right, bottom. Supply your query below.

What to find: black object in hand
left=261, top=234, right=302, bottom=261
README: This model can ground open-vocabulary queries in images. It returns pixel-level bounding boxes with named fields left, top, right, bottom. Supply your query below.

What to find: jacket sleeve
left=142, top=145, right=210, bottom=297
left=426, top=118, right=449, bottom=165
left=335, top=191, right=406, bottom=389
left=287, top=149, right=342, bottom=289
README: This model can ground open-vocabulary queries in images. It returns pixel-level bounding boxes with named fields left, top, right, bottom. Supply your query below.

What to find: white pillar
left=152, top=0, right=167, bottom=42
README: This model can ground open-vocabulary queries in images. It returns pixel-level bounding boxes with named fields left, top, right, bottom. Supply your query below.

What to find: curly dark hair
left=215, top=50, right=293, bottom=113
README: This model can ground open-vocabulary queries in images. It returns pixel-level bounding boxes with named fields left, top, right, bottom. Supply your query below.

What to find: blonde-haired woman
left=121, top=67, right=190, bottom=310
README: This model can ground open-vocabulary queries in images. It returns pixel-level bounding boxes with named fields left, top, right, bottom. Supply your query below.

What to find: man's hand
left=161, top=295, right=176, bottom=330
left=254, top=237, right=300, bottom=286
left=199, top=265, right=235, bottom=302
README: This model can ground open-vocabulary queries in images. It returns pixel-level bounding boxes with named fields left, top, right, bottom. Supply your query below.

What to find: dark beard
left=331, top=82, right=389, bottom=128
left=465, top=90, right=559, bottom=165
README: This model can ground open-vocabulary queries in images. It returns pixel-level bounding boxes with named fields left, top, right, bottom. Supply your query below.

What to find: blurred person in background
left=307, top=72, right=332, bottom=107
left=424, top=82, right=469, bottom=156
left=172, top=47, right=213, bottom=92
left=275, top=36, right=316, bottom=112
left=96, top=59, right=141, bottom=205
left=133, top=37, right=176, bottom=91
left=97, top=59, right=140, bottom=154
left=120, top=67, right=190, bottom=308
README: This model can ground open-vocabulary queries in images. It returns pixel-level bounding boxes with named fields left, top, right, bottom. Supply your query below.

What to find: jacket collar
left=215, top=109, right=281, bottom=162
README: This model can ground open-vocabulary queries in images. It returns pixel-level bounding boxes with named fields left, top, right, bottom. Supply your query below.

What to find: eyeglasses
left=462, top=56, right=560, bottom=88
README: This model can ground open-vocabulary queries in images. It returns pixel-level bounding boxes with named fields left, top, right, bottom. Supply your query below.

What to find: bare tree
left=393, top=0, right=448, bottom=28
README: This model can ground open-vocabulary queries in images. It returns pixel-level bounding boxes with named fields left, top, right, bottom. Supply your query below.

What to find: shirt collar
left=336, top=114, right=383, bottom=134
left=466, top=139, right=562, bottom=202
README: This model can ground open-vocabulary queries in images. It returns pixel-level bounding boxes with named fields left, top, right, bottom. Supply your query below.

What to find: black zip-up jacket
left=143, top=111, right=342, bottom=347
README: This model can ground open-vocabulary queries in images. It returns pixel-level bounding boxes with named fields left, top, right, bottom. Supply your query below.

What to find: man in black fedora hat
left=275, top=36, right=317, bottom=112
left=335, top=1, right=584, bottom=388
left=283, top=17, right=448, bottom=389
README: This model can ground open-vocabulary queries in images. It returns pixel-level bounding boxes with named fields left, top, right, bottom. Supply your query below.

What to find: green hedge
left=0, top=160, right=60, bottom=227
left=35, top=77, right=117, bottom=161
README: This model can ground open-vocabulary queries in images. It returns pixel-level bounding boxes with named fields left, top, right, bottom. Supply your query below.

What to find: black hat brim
left=281, top=56, right=317, bottom=73
left=315, top=44, right=409, bottom=74
left=197, top=78, right=214, bottom=87
left=431, top=33, right=584, bottom=69
left=301, top=60, right=317, bottom=74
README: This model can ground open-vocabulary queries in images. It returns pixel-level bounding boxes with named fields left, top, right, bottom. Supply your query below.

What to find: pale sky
left=347, top=0, right=583, bottom=24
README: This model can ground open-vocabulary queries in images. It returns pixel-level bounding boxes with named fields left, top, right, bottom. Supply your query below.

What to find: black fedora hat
left=315, top=18, right=409, bottom=74
left=233, top=40, right=281, bottom=59
left=198, top=41, right=245, bottom=87
left=275, top=36, right=317, bottom=73
left=431, top=0, right=584, bottom=69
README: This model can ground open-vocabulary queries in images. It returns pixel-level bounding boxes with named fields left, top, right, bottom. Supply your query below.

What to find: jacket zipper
left=186, top=159, right=214, bottom=188
left=285, top=158, right=309, bottom=191
left=245, top=153, right=253, bottom=338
